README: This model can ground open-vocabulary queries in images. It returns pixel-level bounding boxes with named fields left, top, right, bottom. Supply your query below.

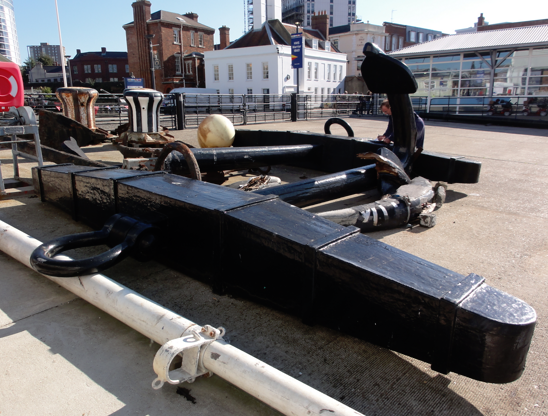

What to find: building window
left=175, top=54, right=182, bottom=74
left=85, top=78, right=92, bottom=83
left=427, top=34, right=433, bottom=41
left=263, top=62, right=269, bottom=79
left=325, top=41, right=331, bottom=52
left=399, top=37, right=404, bottom=49
left=330, top=5, right=333, bottom=14
left=392, top=36, right=397, bottom=51
left=313, top=39, right=318, bottom=50
left=108, top=64, right=117, bottom=73
left=409, top=31, right=416, bottom=42
left=84, top=65, right=91, bottom=73
left=110, top=78, right=118, bottom=82
left=228, top=64, right=234, bottom=80
left=307, top=62, right=312, bottom=79
left=94, top=64, right=101, bottom=73
left=95, top=78, right=102, bottom=83
left=332, top=39, right=338, bottom=49
left=213, top=65, right=219, bottom=81
left=330, top=16, right=333, bottom=26
left=314, top=87, right=318, bottom=95
left=247, top=88, right=252, bottom=95
left=229, top=88, right=234, bottom=94
left=73, top=66, right=78, bottom=74
left=190, top=31, right=195, bottom=46
left=327, top=64, right=331, bottom=81
left=385, top=35, right=391, bottom=50
left=125, top=64, right=129, bottom=73
left=246, top=63, right=252, bottom=80
left=173, top=28, right=180, bottom=44
left=198, top=32, right=204, bottom=47
left=322, top=63, right=325, bottom=80
left=314, top=62, right=318, bottom=80
left=339, top=65, right=342, bottom=80
left=185, top=61, right=192, bottom=75
left=418, top=32, right=424, bottom=43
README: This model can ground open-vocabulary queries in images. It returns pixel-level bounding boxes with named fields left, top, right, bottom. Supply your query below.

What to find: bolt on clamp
left=152, top=324, right=225, bottom=389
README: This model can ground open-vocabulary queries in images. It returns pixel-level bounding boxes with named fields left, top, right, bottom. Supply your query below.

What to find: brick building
left=383, top=22, right=445, bottom=53
left=123, top=0, right=216, bottom=93
left=70, top=48, right=129, bottom=86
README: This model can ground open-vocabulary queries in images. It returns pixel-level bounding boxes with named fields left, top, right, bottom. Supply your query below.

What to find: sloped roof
left=124, top=10, right=214, bottom=32
left=73, top=51, right=128, bottom=59
left=390, top=24, right=548, bottom=57
left=227, top=19, right=334, bottom=51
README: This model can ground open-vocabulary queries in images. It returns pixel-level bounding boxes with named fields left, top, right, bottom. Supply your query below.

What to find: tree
left=38, top=54, right=55, bottom=66
left=20, top=57, right=36, bottom=83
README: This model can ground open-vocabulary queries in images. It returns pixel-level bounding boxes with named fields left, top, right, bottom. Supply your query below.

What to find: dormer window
left=313, top=39, right=318, bottom=50
left=325, top=41, right=331, bottom=51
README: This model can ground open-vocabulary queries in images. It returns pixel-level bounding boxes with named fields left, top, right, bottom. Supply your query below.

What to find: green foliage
left=38, top=54, right=55, bottom=66
left=39, top=86, right=54, bottom=99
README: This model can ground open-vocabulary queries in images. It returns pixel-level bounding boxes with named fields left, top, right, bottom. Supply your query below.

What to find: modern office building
left=282, top=0, right=357, bottom=28
left=0, top=0, right=20, bottom=64
left=28, top=43, right=65, bottom=66
left=389, top=25, right=548, bottom=100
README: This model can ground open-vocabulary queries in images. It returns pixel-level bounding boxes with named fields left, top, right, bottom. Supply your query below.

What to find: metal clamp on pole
left=152, top=325, right=225, bottom=389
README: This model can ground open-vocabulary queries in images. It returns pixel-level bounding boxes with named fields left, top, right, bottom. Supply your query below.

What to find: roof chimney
left=101, top=47, right=106, bottom=54
left=76, top=49, right=81, bottom=55
left=311, top=11, right=329, bottom=40
left=219, top=26, right=230, bottom=49
left=184, top=12, right=198, bottom=21
left=478, top=13, right=485, bottom=27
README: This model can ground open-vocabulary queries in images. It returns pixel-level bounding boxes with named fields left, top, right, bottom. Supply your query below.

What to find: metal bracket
left=151, top=325, right=225, bottom=389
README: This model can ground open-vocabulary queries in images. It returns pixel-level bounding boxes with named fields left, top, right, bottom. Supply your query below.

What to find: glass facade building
left=400, top=47, right=548, bottom=99
left=0, top=0, right=20, bottom=64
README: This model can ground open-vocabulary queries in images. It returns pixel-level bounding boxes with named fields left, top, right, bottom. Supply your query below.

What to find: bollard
left=121, top=88, right=172, bottom=148
left=56, top=87, right=99, bottom=130
left=124, top=88, right=164, bottom=133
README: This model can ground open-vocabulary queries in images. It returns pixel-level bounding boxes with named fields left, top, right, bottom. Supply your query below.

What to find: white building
left=28, top=62, right=67, bottom=84
left=329, top=22, right=387, bottom=78
left=0, top=0, right=20, bottom=64
left=204, top=15, right=347, bottom=95
left=282, top=0, right=357, bottom=28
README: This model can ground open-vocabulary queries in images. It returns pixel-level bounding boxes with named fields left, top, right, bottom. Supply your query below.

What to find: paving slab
left=1, top=116, right=547, bottom=415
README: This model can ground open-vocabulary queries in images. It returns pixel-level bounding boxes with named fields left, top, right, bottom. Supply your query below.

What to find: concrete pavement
left=1, top=116, right=547, bottom=415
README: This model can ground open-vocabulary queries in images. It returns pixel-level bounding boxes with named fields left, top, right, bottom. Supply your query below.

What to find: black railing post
left=175, top=93, right=184, bottom=130
left=291, top=93, right=297, bottom=122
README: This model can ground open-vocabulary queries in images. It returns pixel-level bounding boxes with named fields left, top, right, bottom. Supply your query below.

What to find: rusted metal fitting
left=55, top=87, right=99, bottom=130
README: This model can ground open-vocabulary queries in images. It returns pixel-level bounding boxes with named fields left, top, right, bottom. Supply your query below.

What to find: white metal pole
left=54, top=0, right=68, bottom=87
left=0, top=219, right=363, bottom=416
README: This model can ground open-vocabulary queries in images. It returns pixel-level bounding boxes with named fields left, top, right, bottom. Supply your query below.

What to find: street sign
left=291, top=34, right=303, bottom=69
left=124, top=78, right=145, bottom=89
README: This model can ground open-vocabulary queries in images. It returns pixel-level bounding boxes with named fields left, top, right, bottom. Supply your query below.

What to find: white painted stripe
left=138, top=96, right=150, bottom=132
left=379, top=205, right=388, bottom=219
left=361, top=209, right=371, bottom=223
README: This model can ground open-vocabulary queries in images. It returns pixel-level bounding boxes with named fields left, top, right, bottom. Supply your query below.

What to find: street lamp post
left=146, top=34, right=156, bottom=90
left=64, top=55, right=72, bottom=86
left=176, top=17, right=186, bottom=87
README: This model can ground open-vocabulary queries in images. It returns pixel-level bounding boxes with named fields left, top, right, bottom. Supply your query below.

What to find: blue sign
left=124, top=77, right=145, bottom=89
left=291, top=34, right=303, bottom=69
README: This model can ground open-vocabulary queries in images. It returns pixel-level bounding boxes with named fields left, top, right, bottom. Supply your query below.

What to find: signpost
left=291, top=33, right=303, bottom=93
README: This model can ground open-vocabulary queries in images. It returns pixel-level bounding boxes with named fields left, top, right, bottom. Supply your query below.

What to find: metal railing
left=426, top=95, right=548, bottom=120
left=24, top=91, right=547, bottom=132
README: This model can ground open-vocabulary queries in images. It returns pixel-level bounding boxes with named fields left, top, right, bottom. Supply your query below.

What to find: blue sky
left=15, top=0, right=545, bottom=62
